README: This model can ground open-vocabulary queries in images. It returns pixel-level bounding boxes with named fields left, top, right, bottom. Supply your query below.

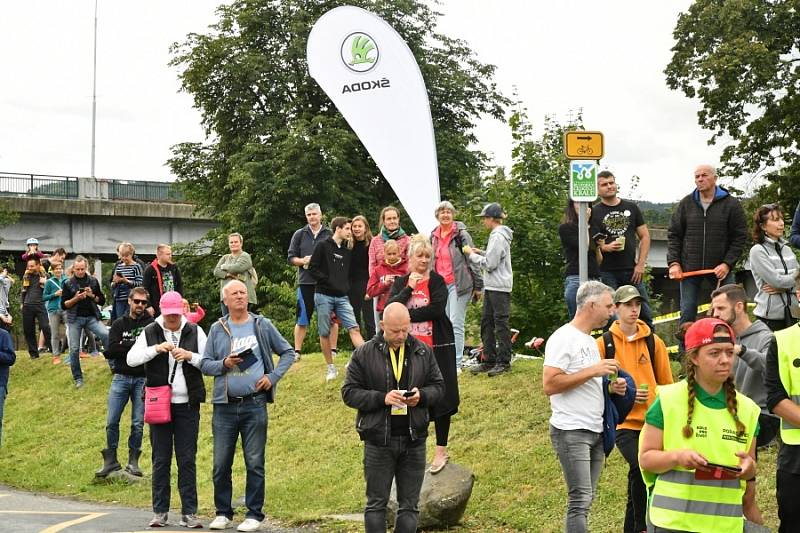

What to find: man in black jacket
left=96, top=286, right=154, bottom=479
left=667, top=164, right=747, bottom=326
left=308, top=216, right=364, bottom=381
left=342, top=302, right=444, bottom=533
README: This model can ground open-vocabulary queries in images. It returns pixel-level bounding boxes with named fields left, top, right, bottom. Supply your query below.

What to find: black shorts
left=296, top=284, right=316, bottom=326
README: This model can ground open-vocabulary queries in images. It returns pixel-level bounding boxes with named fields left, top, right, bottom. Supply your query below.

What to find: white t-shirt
left=544, top=323, right=604, bottom=433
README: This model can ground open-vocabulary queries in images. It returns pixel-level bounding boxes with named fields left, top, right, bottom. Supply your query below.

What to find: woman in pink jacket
left=368, top=206, right=410, bottom=327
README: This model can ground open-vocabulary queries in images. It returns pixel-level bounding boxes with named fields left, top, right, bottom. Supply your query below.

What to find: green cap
left=614, top=285, right=642, bottom=304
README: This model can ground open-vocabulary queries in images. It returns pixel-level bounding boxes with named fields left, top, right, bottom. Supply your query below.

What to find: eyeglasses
left=761, top=203, right=779, bottom=210
left=131, top=299, right=148, bottom=305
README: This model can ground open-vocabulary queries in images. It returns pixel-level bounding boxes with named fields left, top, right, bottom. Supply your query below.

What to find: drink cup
left=637, top=383, right=649, bottom=403
left=616, top=236, right=626, bottom=249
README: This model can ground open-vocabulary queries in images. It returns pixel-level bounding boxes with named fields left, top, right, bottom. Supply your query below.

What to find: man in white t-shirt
left=543, top=280, right=626, bottom=533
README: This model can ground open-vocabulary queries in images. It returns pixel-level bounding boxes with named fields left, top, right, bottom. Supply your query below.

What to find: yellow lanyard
left=389, top=345, right=405, bottom=384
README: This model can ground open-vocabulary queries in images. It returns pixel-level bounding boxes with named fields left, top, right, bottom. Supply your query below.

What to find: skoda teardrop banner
left=307, top=6, right=440, bottom=235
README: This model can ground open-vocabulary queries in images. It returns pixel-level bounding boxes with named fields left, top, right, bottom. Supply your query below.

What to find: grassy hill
left=0, top=352, right=780, bottom=531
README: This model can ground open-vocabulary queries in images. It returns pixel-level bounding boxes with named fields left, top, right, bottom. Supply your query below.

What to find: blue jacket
left=200, top=312, right=295, bottom=403
left=0, top=328, right=16, bottom=389
left=42, top=274, right=67, bottom=313
left=602, top=367, right=636, bottom=456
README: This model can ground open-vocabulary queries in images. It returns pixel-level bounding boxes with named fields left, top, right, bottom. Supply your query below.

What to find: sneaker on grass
left=325, top=364, right=338, bottom=382
left=209, top=515, right=233, bottom=530
left=180, top=514, right=203, bottom=528
left=237, top=518, right=262, bottom=532
left=148, top=513, right=168, bottom=527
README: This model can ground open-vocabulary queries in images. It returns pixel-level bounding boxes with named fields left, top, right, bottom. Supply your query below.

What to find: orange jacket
left=596, top=320, right=673, bottom=431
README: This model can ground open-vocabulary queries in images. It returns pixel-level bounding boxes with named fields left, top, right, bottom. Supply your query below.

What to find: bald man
left=667, top=164, right=747, bottom=327
left=342, top=302, right=445, bottom=533
left=200, top=280, right=295, bottom=532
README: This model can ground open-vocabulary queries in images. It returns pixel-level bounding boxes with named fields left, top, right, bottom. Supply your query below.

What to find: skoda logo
left=341, top=32, right=379, bottom=73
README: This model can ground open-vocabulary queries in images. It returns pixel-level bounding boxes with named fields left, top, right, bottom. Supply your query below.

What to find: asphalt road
left=0, top=485, right=318, bottom=532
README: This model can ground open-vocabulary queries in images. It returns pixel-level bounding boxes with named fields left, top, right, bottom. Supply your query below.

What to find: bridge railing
left=0, top=172, right=78, bottom=198
left=0, top=172, right=187, bottom=203
left=107, top=180, right=185, bottom=202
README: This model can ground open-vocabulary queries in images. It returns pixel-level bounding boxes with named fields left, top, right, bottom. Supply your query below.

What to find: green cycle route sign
left=569, top=160, right=598, bottom=202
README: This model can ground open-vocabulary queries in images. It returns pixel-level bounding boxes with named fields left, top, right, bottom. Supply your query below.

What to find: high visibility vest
left=774, top=325, right=800, bottom=444
left=646, top=381, right=759, bottom=533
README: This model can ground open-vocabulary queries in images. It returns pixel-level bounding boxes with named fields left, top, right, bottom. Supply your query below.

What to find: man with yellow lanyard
left=640, top=318, right=760, bottom=532
left=766, top=275, right=800, bottom=531
left=342, top=302, right=444, bottom=533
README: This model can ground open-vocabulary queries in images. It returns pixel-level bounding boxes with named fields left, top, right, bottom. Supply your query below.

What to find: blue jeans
left=112, top=300, right=130, bottom=323
left=0, top=385, right=6, bottom=447
left=564, top=275, right=581, bottom=320
left=364, top=436, right=427, bottom=533
left=314, top=293, right=359, bottom=337
left=679, top=272, right=735, bottom=324
left=600, top=270, right=653, bottom=327
left=446, top=283, right=471, bottom=367
left=549, top=426, right=604, bottom=533
left=106, top=374, right=145, bottom=450
left=212, top=397, right=268, bottom=521
left=68, top=316, right=109, bottom=381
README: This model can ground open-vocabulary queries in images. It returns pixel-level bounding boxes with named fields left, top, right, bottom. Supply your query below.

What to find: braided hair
left=723, top=376, right=746, bottom=436
left=683, top=351, right=698, bottom=438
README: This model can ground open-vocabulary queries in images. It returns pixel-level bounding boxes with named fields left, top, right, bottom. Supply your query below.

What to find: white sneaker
left=209, top=515, right=233, bottom=530
left=237, top=518, right=262, bottom=532
left=325, top=364, right=338, bottom=382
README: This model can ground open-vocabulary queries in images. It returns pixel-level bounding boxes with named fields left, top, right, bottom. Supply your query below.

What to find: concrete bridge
left=0, top=172, right=217, bottom=260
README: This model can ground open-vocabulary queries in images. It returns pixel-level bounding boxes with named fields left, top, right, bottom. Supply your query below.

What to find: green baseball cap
left=614, top=285, right=642, bottom=304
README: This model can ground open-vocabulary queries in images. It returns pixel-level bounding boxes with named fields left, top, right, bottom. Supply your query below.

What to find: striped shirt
left=114, top=262, right=143, bottom=301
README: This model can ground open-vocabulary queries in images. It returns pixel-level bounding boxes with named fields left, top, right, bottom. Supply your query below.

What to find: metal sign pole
left=578, top=201, right=588, bottom=283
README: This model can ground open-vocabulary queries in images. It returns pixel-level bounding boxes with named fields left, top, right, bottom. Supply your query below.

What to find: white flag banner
left=307, top=6, right=440, bottom=235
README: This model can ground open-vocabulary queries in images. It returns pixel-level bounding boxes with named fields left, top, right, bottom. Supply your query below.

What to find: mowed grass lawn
left=0, top=352, right=781, bottom=531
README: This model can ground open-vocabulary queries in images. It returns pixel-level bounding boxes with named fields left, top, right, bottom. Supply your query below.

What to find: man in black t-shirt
left=589, top=170, right=653, bottom=328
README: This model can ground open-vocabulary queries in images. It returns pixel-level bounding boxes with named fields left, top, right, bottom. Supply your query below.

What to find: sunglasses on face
left=131, top=299, right=148, bottom=305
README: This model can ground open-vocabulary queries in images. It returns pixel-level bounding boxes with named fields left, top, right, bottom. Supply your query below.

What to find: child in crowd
left=21, top=237, right=44, bottom=262
left=182, top=299, right=205, bottom=324
left=366, top=239, right=408, bottom=319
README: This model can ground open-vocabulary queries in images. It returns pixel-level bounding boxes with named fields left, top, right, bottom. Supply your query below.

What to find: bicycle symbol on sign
left=577, top=145, right=594, bottom=156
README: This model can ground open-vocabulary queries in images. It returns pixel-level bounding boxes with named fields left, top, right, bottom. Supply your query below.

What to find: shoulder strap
left=645, top=333, right=656, bottom=372
left=602, top=331, right=614, bottom=359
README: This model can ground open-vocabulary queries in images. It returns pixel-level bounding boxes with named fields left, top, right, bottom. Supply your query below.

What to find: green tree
left=665, top=0, right=800, bottom=178
left=168, top=0, right=508, bottom=328
left=482, top=110, right=583, bottom=338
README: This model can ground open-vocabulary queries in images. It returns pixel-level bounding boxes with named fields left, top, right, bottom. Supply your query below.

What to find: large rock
left=387, top=462, right=474, bottom=529
left=93, top=469, right=143, bottom=485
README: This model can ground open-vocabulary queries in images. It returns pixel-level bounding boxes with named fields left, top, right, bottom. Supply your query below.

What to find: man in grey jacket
left=200, top=281, right=295, bottom=532
left=710, top=284, right=778, bottom=446
left=287, top=202, right=336, bottom=359
left=710, top=283, right=775, bottom=523
left=465, top=202, right=514, bottom=376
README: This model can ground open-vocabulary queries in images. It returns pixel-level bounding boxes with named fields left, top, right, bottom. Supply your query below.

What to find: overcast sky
left=0, top=1, right=753, bottom=202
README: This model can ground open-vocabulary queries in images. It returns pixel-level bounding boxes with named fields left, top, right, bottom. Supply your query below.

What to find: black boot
left=125, top=448, right=143, bottom=477
left=95, top=448, right=122, bottom=478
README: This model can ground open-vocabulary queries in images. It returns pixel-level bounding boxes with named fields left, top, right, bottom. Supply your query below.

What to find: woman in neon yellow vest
left=639, top=318, right=761, bottom=532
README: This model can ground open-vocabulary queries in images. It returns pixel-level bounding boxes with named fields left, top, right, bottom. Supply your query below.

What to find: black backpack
left=602, top=330, right=657, bottom=373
